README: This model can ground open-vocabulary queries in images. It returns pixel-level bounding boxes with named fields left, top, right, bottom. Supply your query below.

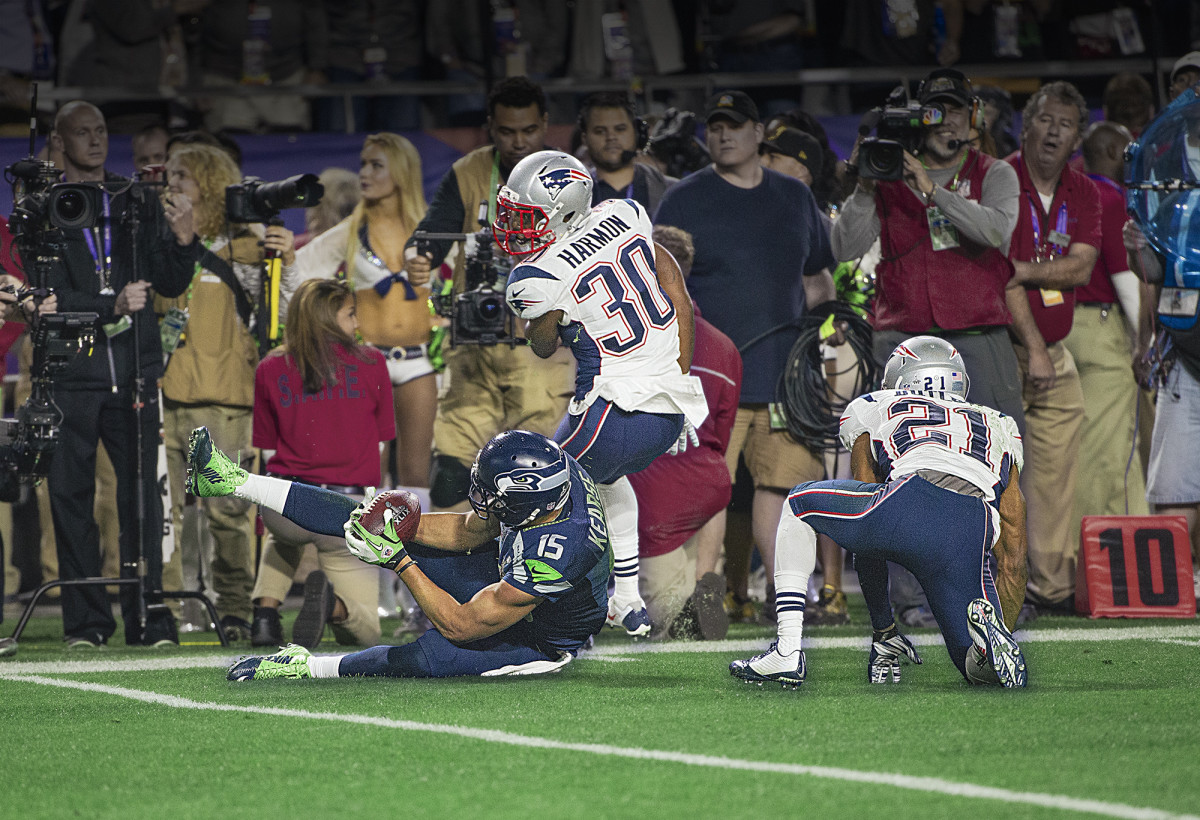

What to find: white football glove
left=343, top=498, right=409, bottom=571
left=667, top=420, right=700, bottom=456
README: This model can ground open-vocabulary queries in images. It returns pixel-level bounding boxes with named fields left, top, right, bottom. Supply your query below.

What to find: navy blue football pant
left=554, top=399, right=683, bottom=484
left=787, top=474, right=1002, bottom=677
left=337, top=544, right=562, bottom=678
left=274, top=483, right=562, bottom=678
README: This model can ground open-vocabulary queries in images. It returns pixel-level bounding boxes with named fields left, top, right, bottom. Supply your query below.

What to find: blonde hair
left=344, top=133, right=428, bottom=268
left=168, top=143, right=241, bottom=240
left=281, top=278, right=370, bottom=394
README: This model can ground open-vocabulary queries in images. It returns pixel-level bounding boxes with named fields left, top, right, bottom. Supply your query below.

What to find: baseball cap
left=918, top=68, right=973, bottom=107
left=1172, top=51, right=1200, bottom=81
left=704, top=90, right=760, bottom=124
left=762, top=125, right=822, bottom=178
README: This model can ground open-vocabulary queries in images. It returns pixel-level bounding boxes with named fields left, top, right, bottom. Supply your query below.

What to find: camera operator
left=830, top=69, right=1024, bottom=628
left=401, top=77, right=574, bottom=512
left=578, top=91, right=676, bottom=213
left=44, top=101, right=195, bottom=649
left=157, top=142, right=298, bottom=641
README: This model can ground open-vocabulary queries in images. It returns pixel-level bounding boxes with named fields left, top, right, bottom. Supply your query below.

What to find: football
left=357, top=489, right=421, bottom=543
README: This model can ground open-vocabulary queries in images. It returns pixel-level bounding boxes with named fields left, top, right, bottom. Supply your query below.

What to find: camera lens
left=477, top=296, right=502, bottom=320
left=56, top=190, right=86, bottom=222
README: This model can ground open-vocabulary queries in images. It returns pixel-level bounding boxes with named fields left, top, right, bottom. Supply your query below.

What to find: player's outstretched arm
left=398, top=567, right=541, bottom=643
left=994, top=467, right=1028, bottom=632
left=654, top=241, right=695, bottom=372
left=524, top=309, right=564, bottom=359
left=414, top=510, right=503, bottom=553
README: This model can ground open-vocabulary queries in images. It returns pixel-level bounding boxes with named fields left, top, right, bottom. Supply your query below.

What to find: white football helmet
left=882, top=335, right=970, bottom=399
left=493, top=150, right=593, bottom=255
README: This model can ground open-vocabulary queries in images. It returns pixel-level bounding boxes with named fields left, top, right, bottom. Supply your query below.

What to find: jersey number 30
left=573, top=237, right=676, bottom=354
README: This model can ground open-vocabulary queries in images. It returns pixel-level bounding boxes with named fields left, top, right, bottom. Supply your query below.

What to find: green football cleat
left=187, top=426, right=248, bottom=498
left=227, top=644, right=314, bottom=682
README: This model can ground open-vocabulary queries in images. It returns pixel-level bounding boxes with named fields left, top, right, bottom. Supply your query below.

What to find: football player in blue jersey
left=187, top=426, right=612, bottom=680
left=493, top=150, right=709, bottom=637
left=731, top=337, right=1030, bottom=689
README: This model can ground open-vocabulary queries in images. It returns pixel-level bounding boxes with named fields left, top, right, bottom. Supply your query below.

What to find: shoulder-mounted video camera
left=857, top=87, right=949, bottom=181
left=416, top=228, right=516, bottom=347
left=226, top=174, right=323, bottom=223
left=647, top=108, right=711, bottom=179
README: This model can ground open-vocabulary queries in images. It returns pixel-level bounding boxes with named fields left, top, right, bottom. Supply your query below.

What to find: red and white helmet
left=492, top=150, right=593, bottom=256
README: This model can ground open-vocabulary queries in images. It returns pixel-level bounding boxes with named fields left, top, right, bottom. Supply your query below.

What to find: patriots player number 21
left=731, top=336, right=1030, bottom=690
left=492, top=150, right=709, bottom=638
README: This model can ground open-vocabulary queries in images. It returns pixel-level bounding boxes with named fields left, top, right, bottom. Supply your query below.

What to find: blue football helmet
left=468, top=430, right=572, bottom=527
left=882, top=335, right=970, bottom=399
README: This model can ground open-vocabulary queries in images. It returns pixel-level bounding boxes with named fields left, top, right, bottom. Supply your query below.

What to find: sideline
left=1, top=672, right=1196, bottom=820
left=0, top=623, right=1197, bottom=674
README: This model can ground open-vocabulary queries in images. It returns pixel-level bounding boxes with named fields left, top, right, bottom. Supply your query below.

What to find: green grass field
left=2, top=602, right=1198, bottom=820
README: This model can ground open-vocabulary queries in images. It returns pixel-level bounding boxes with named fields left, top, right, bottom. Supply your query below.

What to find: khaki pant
left=1062, top=305, right=1148, bottom=526
left=1014, top=341, right=1085, bottom=604
left=724, top=405, right=825, bottom=490
left=434, top=343, right=575, bottom=466
left=162, top=404, right=256, bottom=623
left=253, top=505, right=381, bottom=646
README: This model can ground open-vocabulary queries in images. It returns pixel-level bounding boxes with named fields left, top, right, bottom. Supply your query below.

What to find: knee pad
left=429, top=454, right=472, bottom=509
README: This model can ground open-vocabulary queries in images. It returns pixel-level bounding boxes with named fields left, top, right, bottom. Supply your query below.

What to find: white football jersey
left=505, top=198, right=708, bottom=427
left=840, top=389, right=1024, bottom=508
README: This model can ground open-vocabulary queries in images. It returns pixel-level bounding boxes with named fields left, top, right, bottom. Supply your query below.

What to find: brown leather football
left=357, top=489, right=421, bottom=542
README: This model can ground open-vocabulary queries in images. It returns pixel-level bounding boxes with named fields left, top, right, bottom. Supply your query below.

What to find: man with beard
left=1003, top=81, right=1100, bottom=614
left=830, top=68, right=1023, bottom=627
left=402, top=77, right=575, bottom=513
left=577, top=91, right=675, bottom=214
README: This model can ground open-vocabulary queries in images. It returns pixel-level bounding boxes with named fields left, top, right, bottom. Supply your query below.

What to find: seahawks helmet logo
left=495, top=465, right=570, bottom=495
left=539, top=167, right=590, bottom=201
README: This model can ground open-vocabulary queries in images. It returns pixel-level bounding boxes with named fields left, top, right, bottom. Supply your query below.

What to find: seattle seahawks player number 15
left=731, top=336, right=1030, bottom=689
left=493, top=150, right=708, bottom=637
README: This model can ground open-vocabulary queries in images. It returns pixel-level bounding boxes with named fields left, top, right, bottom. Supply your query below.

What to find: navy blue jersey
left=498, top=456, right=611, bottom=653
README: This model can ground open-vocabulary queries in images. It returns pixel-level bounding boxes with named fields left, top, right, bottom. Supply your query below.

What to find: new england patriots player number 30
left=493, top=150, right=708, bottom=637
left=731, top=336, right=1030, bottom=689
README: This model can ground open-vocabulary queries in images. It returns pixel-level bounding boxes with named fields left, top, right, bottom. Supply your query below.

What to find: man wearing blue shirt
left=654, top=90, right=839, bottom=619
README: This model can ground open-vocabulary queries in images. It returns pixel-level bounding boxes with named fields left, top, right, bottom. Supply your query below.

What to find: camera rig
left=414, top=228, right=517, bottom=347
left=857, top=86, right=949, bottom=181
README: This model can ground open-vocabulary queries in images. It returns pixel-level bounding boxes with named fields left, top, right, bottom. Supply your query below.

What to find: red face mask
left=492, top=194, right=556, bottom=256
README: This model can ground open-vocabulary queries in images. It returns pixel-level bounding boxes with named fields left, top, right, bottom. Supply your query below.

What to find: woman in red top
left=249, top=278, right=395, bottom=648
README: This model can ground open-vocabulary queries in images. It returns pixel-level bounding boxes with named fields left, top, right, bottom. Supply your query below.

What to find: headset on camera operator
left=577, top=91, right=676, bottom=214
left=41, top=101, right=196, bottom=649
left=831, top=70, right=1027, bottom=629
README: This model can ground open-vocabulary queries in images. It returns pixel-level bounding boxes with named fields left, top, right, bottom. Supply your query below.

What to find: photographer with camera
left=402, top=77, right=574, bottom=513
left=830, top=69, right=1024, bottom=628
left=157, top=142, right=299, bottom=641
left=44, top=101, right=196, bottom=648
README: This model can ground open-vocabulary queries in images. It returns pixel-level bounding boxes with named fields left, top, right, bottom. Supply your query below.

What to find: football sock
left=234, top=474, right=291, bottom=513
left=773, top=507, right=816, bottom=656
left=597, top=477, right=641, bottom=603
left=238, top=477, right=358, bottom=537
left=308, top=654, right=345, bottom=679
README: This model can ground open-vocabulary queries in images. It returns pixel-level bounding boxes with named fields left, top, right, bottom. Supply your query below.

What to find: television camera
left=3, top=158, right=100, bottom=499
left=647, top=108, right=711, bottom=179
left=415, top=228, right=516, bottom=347
left=225, top=173, right=323, bottom=224
left=856, top=87, right=949, bottom=181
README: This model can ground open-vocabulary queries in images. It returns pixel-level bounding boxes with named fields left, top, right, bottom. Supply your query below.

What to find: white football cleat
left=967, top=598, right=1027, bottom=688
left=729, top=641, right=806, bottom=688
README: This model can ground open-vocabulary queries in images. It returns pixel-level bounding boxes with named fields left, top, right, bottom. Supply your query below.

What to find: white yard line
left=1, top=623, right=1198, bottom=673
left=0, top=673, right=1195, bottom=820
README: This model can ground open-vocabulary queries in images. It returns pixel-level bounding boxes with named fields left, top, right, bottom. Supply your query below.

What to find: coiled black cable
left=738, top=302, right=877, bottom=453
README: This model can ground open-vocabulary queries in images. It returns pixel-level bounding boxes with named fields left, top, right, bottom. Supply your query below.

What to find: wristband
left=393, top=557, right=416, bottom=575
